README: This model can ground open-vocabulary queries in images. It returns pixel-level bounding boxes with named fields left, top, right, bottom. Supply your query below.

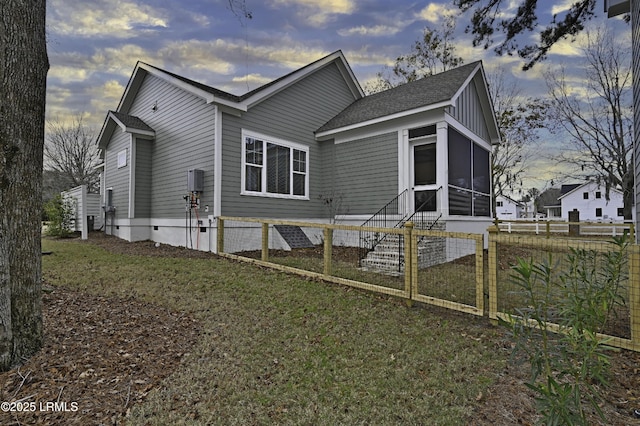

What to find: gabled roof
left=315, top=61, right=497, bottom=140
left=496, top=194, right=524, bottom=206
left=97, top=111, right=155, bottom=152
left=96, top=50, right=363, bottom=154
left=558, top=181, right=623, bottom=200
left=116, top=50, right=363, bottom=114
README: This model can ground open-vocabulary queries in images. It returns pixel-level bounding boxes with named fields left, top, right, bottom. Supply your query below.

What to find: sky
left=45, top=0, right=632, bottom=194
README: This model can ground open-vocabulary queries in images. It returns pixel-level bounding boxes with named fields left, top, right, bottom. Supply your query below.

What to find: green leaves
left=503, top=235, right=628, bottom=424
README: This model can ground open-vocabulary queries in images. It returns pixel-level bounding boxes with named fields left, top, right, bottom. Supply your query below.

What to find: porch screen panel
left=448, top=129, right=471, bottom=189
left=473, top=194, right=491, bottom=216
left=447, top=127, right=491, bottom=216
left=473, top=144, right=490, bottom=194
left=449, top=189, right=472, bottom=215
left=473, top=144, right=491, bottom=216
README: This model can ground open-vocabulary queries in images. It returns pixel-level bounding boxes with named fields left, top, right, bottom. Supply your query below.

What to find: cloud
left=89, top=80, right=126, bottom=115
left=232, top=74, right=273, bottom=86
left=415, top=3, right=457, bottom=24
left=550, top=0, right=576, bottom=16
left=49, top=0, right=167, bottom=38
left=338, top=24, right=402, bottom=37
left=158, top=40, right=236, bottom=74
left=268, top=0, right=356, bottom=27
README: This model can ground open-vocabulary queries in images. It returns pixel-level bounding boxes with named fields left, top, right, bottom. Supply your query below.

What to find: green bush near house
left=43, top=194, right=74, bottom=238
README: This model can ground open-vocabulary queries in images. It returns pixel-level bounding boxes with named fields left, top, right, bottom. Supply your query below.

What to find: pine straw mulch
left=0, top=286, right=201, bottom=426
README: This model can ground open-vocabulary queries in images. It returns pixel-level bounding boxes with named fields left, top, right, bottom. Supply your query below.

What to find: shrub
left=502, top=235, right=629, bottom=425
left=44, top=195, right=75, bottom=237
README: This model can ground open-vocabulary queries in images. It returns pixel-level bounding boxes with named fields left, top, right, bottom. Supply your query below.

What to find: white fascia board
left=315, top=100, right=453, bottom=140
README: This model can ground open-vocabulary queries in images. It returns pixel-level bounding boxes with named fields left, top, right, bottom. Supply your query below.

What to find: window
left=447, top=128, right=491, bottom=216
left=617, top=208, right=624, bottom=217
left=242, top=131, right=308, bottom=198
left=496, top=201, right=503, bottom=207
left=595, top=191, right=601, bottom=199
left=583, top=192, right=589, bottom=200
left=596, top=208, right=602, bottom=217
left=409, top=125, right=436, bottom=139
left=117, top=149, right=127, bottom=169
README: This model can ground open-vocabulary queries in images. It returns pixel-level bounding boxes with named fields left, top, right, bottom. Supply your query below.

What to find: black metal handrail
left=358, top=187, right=443, bottom=269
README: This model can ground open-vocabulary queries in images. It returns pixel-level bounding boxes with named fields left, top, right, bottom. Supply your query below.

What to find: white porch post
left=436, top=121, right=448, bottom=216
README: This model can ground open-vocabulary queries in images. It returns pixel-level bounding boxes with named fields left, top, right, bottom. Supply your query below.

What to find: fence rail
left=495, top=219, right=635, bottom=239
left=216, top=216, right=640, bottom=352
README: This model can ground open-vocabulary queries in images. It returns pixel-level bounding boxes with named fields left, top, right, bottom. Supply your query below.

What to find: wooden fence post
left=323, top=227, right=333, bottom=276
left=262, top=223, right=269, bottom=262
left=404, top=221, right=414, bottom=306
left=487, top=225, right=499, bottom=322
left=217, top=217, right=224, bottom=254
left=475, top=235, right=484, bottom=313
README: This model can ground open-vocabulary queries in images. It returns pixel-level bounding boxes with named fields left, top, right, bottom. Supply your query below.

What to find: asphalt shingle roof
left=109, top=110, right=154, bottom=132
left=316, top=61, right=481, bottom=133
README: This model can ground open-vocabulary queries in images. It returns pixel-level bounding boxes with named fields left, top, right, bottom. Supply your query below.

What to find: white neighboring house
left=495, top=195, right=524, bottom=219
left=558, top=181, right=624, bottom=222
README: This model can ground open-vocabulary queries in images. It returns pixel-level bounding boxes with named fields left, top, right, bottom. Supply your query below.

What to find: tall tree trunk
left=0, top=0, right=49, bottom=370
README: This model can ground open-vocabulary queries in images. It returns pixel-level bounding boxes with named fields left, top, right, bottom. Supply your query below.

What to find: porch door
left=411, top=142, right=437, bottom=212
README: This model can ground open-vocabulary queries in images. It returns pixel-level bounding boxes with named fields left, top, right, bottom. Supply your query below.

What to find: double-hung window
left=242, top=131, right=309, bottom=199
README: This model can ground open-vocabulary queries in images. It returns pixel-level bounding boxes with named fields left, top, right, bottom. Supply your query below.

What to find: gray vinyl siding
left=135, top=138, right=152, bottom=217
left=221, top=62, right=358, bottom=218
left=331, top=132, right=398, bottom=215
left=127, top=74, right=216, bottom=218
left=452, top=78, right=490, bottom=141
left=104, top=131, right=130, bottom=219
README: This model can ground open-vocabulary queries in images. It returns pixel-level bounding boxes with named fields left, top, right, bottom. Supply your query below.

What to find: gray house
left=96, top=51, right=499, bottom=252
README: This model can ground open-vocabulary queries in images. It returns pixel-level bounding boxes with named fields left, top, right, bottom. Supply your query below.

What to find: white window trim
left=240, top=130, right=310, bottom=200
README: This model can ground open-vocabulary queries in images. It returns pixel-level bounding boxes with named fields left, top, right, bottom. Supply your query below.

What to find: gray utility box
left=188, top=169, right=204, bottom=192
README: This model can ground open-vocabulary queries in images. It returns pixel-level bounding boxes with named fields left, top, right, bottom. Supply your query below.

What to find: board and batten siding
left=451, top=78, right=490, bottom=142
left=126, top=74, right=216, bottom=218
left=330, top=132, right=398, bottom=215
left=104, top=130, right=130, bottom=219
left=221, top=62, right=358, bottom=218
